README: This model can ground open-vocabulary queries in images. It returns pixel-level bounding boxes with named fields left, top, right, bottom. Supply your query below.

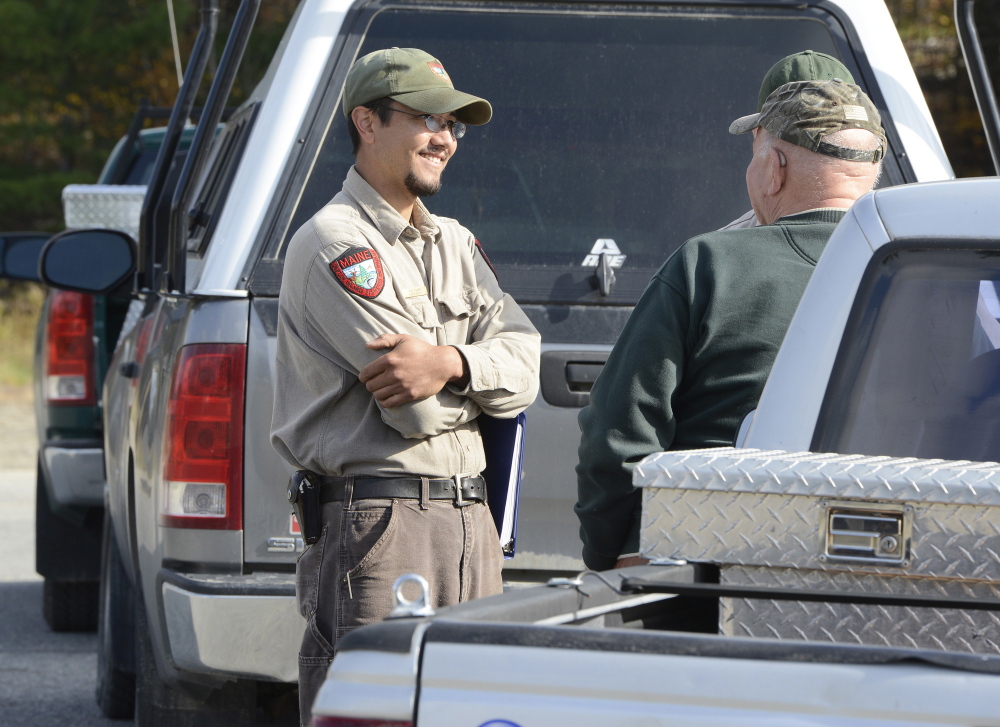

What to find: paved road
left=0, top=467, right=121, bottom=726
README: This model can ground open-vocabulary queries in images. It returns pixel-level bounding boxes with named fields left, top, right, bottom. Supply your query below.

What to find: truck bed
left=314, top=566, right=1000, bottom=726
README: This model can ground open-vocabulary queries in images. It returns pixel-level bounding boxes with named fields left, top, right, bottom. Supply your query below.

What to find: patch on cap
left=330, top=247, right=384, bottom=298
left=843, top=105, right=868, bottom=121
left=427, top=61, right=451, bottom=82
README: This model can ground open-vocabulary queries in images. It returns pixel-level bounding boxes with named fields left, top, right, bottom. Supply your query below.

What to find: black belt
left=316, top=475, right=486, bottom=506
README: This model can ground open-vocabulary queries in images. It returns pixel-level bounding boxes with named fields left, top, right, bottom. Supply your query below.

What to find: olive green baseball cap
left=756, top=50, right=856, bottom=112
left=342, top=47, right=492, bottom=125
left=730, top=79, right=887, bottom=163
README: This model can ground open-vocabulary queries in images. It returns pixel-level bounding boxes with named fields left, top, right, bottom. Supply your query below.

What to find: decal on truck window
left=581, top=238, right=626, bottom=268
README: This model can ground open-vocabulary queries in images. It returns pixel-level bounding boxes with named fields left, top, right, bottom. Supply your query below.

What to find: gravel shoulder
left=0, top=384, right=36, bottom=472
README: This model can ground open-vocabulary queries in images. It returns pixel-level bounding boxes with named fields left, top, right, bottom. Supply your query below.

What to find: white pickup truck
left=307, top=35, right=1000, bottom=727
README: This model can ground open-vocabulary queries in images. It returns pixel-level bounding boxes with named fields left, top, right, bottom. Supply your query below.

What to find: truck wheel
left=43, top=578, right=99, bottom=632
left=36, top=460, right=100, bottom=632
left=96, top=515, right=136, bottom=718
left=133, top=591, right=255, bottom=726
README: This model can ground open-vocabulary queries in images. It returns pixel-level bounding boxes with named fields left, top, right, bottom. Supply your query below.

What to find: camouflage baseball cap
left=342, top=47, right=492, bottom=125
left=730, top=79, right=887, bottom=163
left=756, top=50, right=855, bottom=112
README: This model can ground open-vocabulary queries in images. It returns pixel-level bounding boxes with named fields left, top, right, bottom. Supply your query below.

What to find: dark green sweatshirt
left=575, top=210, right=845, bottom=570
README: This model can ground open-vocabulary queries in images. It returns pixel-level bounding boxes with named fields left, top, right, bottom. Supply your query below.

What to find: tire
left=96, top=515, right=136, bottom=719
left=43, top=577, right=99, bottom=632
left=134, top=590, right=256, bottom=726
left=35, top=458, right=101, bottom=632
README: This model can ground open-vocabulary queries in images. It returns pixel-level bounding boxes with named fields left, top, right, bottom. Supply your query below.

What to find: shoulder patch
left=329, top=246, right=384, bottom=298
left=474, top=238, right=499, bottom=283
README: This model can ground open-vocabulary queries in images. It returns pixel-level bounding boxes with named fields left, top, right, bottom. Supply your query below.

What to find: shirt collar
left=342, top=166, right=441, bottom=245
left=787, top=206, right=850, bottom=216
left=410, top=198, right=441, bottom=243
left=776, top=208, right=848, bottom=225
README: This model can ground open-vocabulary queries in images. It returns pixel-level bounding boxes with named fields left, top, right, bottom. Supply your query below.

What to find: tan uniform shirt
left=271, top=166, right=541, bottom=478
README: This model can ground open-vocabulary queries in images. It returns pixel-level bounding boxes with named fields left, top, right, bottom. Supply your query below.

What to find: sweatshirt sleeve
left=574, top=268, right=690, bottom=570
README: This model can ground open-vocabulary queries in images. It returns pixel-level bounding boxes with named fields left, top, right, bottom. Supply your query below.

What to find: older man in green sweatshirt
left=575, top=76, right=886, bottom=571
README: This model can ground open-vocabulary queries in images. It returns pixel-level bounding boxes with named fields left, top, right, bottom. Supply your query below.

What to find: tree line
left=0, top=0, right=996, bottom=235
left=0, top=0, right=296, bottom=232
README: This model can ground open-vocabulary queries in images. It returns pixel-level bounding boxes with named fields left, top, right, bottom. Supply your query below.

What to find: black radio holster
left=287, top=470, right=322, bottom=545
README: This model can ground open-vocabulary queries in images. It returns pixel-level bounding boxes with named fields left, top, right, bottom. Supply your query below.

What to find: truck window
left=186, top=104, right=260, bottom=256
left=813, top=248, right=1000, bottom=463
left=261, top=4, right=849, bottom=304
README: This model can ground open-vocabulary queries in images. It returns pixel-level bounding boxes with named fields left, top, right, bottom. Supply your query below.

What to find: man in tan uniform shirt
left=270, top=48, right=540, bottom=723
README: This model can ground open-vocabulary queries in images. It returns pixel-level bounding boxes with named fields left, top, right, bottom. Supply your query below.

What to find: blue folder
left=477, top=412, right=526, bottom=559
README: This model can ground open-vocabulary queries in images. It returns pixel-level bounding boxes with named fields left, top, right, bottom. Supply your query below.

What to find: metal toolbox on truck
left=62, top=184, right=146, bottom=239
left=636, top=447, right=1000, bottom=654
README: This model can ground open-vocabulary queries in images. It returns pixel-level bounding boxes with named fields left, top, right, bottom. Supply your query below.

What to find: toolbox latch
left=823, top=502, right=911, bottom=566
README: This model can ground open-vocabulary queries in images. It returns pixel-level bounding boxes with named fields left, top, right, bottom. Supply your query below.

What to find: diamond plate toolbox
left=63, top=184, right=146, bottom=240
left=635, top=448, right=1000, bottom=654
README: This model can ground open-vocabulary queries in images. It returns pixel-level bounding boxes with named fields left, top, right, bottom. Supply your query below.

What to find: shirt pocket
left=400, top=296, right=438, bottom=332
left=438, top=289, right=484, bottom=323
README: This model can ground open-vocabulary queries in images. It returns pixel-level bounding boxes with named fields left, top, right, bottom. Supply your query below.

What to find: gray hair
left=819, top=129, right=884, bottom=189
left=758, top=127, right=883, bottom=190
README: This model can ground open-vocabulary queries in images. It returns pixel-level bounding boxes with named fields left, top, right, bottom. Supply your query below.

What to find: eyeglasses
left=370, top=105, right=467, bottom=140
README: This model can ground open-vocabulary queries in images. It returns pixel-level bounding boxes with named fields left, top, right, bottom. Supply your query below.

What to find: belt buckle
left=452, top=474, right=475, bottom=507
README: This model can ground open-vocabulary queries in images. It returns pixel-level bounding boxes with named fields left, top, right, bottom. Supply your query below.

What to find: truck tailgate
left=416, top=622, right=1000, bottom=726
left=244, top=298, right=298, bottom=564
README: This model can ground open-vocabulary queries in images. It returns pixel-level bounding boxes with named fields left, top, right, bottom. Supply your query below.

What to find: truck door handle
left=119, top=362, right=140, bottom=379
left=565, top=362, right=604, bottom=392
left=540, top=351, right=608, bottom=407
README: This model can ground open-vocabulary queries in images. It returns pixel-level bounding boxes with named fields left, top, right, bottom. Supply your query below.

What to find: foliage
left=0, top=172, right=93, bottom=232
left=0, top=0, right=296, bottom=232
left=0, top=0, right=190, bottom=179
left=0, top=280, right=44, bottom=387
left=0, top=0, right=297, bottom=386
left=885, top=0, right=999, bottom=177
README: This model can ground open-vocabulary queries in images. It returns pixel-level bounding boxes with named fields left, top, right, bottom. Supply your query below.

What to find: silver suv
left=39, top=0, right=947, bottom=723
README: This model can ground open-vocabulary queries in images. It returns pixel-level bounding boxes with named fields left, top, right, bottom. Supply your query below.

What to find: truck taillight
left=160, top=344, right=245, bottom=530
left=45, top=291, right=95, bottom=406
left=312, top=718, right=412, bottom=727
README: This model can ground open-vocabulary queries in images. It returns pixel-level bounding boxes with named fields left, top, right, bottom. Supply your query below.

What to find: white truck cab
left=745, top=176, right=1000, bottom=455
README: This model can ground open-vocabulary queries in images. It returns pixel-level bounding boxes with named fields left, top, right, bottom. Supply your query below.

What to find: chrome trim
left=161, top=582, right=301, bottom=681
left=42, top=446, right=104, bottom=507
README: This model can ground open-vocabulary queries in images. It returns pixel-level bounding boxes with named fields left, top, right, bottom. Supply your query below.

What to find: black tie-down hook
left=591, top=252, right=616, bottom=297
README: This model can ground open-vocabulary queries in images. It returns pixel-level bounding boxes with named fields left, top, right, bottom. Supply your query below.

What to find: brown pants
left=295, top=490, right=503, bottom=725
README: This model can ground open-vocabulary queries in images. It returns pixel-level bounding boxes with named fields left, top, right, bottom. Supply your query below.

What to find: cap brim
left=391, top=88, right=493, bottom=125
left=729, top=113, right=761, bottom=135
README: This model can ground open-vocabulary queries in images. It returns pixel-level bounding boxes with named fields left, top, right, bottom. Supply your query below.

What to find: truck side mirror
left=0, top=232, right=51, bottom=282
left=39, top=229, right=137, bottom=296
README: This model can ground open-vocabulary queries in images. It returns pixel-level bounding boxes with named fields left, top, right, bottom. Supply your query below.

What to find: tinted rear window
left=814, top=248, right=1000, bottom=463
left=265, top=5, right=844, bottom=304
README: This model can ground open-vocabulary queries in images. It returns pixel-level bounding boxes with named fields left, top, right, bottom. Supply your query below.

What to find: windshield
left=265, top=4, right=846, bottom=304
